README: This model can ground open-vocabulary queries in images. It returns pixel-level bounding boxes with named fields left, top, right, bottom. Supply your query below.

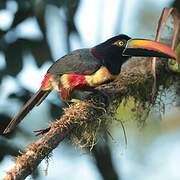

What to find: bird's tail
left=3, top=89, right=51, bottom=134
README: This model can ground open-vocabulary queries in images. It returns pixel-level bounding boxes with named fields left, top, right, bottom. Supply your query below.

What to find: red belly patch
left=67, top=74, right=88, bottom=89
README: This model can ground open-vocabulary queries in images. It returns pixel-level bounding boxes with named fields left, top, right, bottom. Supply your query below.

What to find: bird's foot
left=90, top=103, right=107, bottom=113
left=91, top=89, right=110, bottom=106
left=33, top=127, right=50, bottom=136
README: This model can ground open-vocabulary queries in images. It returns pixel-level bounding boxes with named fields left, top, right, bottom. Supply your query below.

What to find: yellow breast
left=85, top=66, right=117, bottom=87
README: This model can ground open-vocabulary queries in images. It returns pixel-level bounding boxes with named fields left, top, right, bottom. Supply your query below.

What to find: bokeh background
left=0, top=0, right=180, bottom=179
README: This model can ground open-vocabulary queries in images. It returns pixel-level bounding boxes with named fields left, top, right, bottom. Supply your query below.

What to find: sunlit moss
left=168, top=43, right=180, bottom=73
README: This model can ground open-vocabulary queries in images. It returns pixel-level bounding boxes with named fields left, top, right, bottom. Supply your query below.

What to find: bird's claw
left=92, top=89, right=110, bottom=106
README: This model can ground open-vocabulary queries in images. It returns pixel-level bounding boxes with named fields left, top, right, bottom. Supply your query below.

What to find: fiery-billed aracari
left=3, top=34, right=177, bottom=134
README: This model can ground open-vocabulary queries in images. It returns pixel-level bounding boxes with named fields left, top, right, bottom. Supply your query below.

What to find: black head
left=99, top=34, right=131, bottom=47
left=92, top=34, right=177, bottom=75
left=92, top=34, right=132, bottom=75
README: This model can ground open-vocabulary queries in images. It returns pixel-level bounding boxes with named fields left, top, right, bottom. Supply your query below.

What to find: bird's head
left=92, top=34, right=177, bottom=75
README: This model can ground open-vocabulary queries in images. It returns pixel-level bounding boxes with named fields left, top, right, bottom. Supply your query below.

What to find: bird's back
left=48, top=49, right=102, bottom=75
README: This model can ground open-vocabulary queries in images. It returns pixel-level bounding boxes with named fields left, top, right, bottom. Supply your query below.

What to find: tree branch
left=3, top=57, right=173, bottom=180
left=3, top=100, right=105, bottom=180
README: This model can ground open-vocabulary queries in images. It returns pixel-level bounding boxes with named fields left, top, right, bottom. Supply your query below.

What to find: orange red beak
left=123, top=39, right=178, bottom=63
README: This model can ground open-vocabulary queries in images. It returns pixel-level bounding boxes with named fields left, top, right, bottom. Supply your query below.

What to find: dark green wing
left=48, top=49, right=102, bottom=75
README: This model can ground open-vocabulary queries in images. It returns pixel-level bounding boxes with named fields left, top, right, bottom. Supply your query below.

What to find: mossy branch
left=3, top=57, right=176, bottom=180
left=3, top=100, right=106, bottom=180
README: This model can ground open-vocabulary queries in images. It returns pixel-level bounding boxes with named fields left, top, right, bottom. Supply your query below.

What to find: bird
left=3, top=34, right=177, bottom=134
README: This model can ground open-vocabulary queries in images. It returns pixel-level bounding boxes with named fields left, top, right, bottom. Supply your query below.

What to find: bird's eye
left=118, top=41, right=124, bottom=46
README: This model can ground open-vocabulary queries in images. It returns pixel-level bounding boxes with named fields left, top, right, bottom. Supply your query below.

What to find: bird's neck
left=91, top=46, right=129, bottom=75
left=91, top=47, right=105, bottom=60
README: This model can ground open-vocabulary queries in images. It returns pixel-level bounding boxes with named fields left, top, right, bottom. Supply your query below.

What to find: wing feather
left=48, top=49, right=101, bottom=75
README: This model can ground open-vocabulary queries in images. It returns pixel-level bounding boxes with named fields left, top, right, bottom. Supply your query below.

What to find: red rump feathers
left=40, top=73, right=52, bottom=89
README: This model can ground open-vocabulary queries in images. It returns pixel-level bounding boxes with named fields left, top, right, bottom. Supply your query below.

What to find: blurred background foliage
left=0, top=0, right=179, bottom=180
